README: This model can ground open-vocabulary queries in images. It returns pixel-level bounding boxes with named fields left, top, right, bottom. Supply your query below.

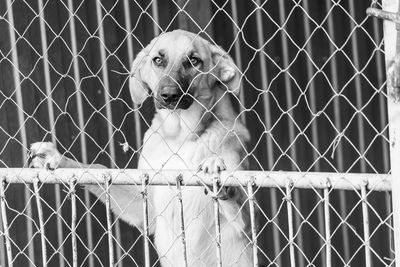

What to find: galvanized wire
left=0, top=1, right=393, bottom=266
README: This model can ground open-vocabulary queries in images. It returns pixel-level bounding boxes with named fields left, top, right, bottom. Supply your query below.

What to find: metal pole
left=230, top=0, right=246, bottom=124
left=382, top=0, right=400, bottom=265
left=247, top=177, right=259, bottom=267
left=5, top=1, right=35, bottom=263
left=286, top=181, right=296, bottom=267
left=141, top=174, right=151, bottom=267
left=0, top=201, right=5, bottom=267
left=348, top=0, right=367, bottom=173
left=123, top=0, right=142, bottom=150
left=324, top=184, right=331, bottom=267
left=301, top=1, right=326, bottom=264
left=176, top=175, right=188, bottom=267
left=361, top=184, right=372, bottom=267
left=36, top=0, right=65, bottom=264
left=213, top=177, right=223, bottom=267
left=324, top=0, right=350, bottom=260
left=277, top=1, right=303, bottom=264
left=69, top=178, right=78, bottom=267
left=0, top=178, right=13, bottom=267
left=0, top=168, right=392, bottom=191
left=104, top=175, right=115, bottom=267
left=66, top=1, right=94, bottom=265
left=369, top=2, right=393, bottom=261
left=254, top=1, right=282, bottom=264
left=33, top=178, right=47, bottom=267
left=93, top=2, right=123, bottom=264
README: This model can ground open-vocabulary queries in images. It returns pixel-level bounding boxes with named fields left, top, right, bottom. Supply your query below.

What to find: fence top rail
left=0, top=168, right=391, bottom=191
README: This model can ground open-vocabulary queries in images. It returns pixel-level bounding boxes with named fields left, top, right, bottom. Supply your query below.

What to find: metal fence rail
left=0, top=168, right=395, bottom=266
left=0, top=169, right=392, bottom=190
left=0, top=168, right=394, bottom=267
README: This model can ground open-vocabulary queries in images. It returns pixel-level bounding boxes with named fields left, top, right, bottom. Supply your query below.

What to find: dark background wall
left=0, top=0, right=392, bottom=266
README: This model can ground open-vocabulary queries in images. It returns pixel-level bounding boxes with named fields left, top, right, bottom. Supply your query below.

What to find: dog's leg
left=198, top=155, right=250, bottom=231
left=198, top=155, right=253, bottom=265
left=29, top=142, right=105, bottom=169
left=28, top=142, right=153, bottom=231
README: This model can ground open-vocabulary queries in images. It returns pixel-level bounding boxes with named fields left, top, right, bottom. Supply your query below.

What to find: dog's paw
left=28, top=142, right=62, bottom=170
left=198, top=156, right=231, bottom=199
left=198, top=156, right=226, bottom=174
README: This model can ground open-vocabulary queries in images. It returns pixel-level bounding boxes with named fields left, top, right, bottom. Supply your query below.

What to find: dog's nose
left=160, top=87, right=181, bottom=103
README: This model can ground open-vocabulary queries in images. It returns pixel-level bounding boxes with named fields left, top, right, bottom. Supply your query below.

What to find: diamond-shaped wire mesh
left=0, top=0, right=394, bottom=266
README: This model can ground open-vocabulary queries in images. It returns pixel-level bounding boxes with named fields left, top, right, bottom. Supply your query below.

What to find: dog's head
left=129, top=30, right=241, bottom=110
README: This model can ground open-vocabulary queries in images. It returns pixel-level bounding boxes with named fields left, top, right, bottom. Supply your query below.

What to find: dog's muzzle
left=156, top=86, right=193, bottom=110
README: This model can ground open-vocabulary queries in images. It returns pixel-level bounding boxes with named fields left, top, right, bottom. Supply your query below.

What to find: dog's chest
left=139, top=129, right=213, bottom=170
left=138, top=128, right=219, bottom=265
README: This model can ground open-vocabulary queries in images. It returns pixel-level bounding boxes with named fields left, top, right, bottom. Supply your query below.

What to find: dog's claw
left=198, top=156, right=226, bottom=174
left=28, top=142, right=62, bottom=170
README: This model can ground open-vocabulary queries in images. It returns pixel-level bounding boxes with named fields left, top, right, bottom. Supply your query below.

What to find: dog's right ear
left=209, top=44, right=241, bottom=96
left=129, top=48, right=150, bottom=104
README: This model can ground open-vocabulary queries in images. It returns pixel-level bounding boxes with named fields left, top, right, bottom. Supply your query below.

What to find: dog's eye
left=189, top=57, right=201, bottom=66
left=153, top=57, right=163, bottom=66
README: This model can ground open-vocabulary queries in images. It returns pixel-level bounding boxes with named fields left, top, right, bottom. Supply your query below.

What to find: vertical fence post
left=93, top=2, right=123, bottom=264
left=104, top=174, right=115, bottom=267
left=176, top=175, right=188, bottom=267
left=383, top=0, right=400, bottom=265
left=0, top=200, right=5, bottom=267
left=33, top=177, right=47, bottom=267
left=69, top=177, right=78, bottom=267
left=212, top=177, right=223, bottom=267
left=141, top=174, right=151, bottom=267
left=230, top=0, right=246, bottom=122
left=254, top=0, right=282, bottom=264
left=286, top=180, right=296, bottom=267
left=0, top=177, right=13, bottom=267
left=66, top=1, right=95, bottom=265
left=5, top=0, right=35, bottom=264
left=323, top=181, right=331, bottom=267
left=325, top=0, right=350, bottom=261
left=277, top=1, right=304, bottom=264
left=36, top=1, right=66, bottom=264
left=247, top=177, right=259, bottom=267
left=361, top=183, right=372, bottom=267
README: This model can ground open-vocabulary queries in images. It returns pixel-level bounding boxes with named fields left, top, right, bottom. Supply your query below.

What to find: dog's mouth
left=155, top=95, right=194, bottom=110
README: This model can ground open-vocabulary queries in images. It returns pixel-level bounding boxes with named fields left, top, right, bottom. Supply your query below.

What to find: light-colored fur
left=29, top=30, right=254, bottom=266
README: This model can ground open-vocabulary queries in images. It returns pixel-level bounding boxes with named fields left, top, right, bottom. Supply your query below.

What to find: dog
left=29, top=30, right=254, bottom=266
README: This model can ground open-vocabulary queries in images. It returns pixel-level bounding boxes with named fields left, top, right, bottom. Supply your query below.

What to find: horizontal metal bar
left=0, top=169, right=391, bottom=191
left=367, top=7, right=400, bottom=24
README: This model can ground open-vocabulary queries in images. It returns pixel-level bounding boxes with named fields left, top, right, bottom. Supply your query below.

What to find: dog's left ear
left=209, top=44, right=241, bottom=95
left=129, top=47, right=151, bottom=104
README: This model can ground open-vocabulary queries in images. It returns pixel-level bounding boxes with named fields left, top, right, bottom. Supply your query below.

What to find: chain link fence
left=0, top=0, right=395, bottom=266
